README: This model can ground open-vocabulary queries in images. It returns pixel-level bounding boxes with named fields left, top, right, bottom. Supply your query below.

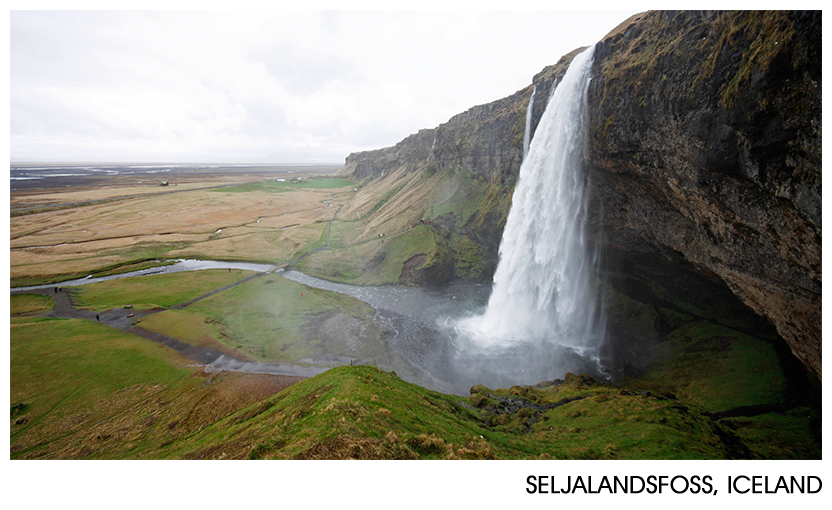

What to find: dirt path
left=278, top=204, right=342, bottom=268
left=12, top=281, right=329, bottom=379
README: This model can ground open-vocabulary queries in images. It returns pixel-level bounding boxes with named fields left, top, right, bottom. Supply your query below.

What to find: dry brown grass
left=10, top=181, right=340, bottom=283
left=10, top=179, right=249, bottom=209
left=339, top=165, right=466, bottom=243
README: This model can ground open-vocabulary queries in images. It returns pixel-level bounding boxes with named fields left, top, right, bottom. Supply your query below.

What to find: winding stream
left=10, top=259, right=276, bottom=293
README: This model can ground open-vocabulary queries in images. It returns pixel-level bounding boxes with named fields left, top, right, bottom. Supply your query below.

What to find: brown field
left=9, top=163, right=460, bottom=287
left=10, top=173, right=349, bottom=284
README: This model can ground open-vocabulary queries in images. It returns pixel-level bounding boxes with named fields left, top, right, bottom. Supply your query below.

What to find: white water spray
left=523, top=85, right=536, bottom=160
left=452, top=45, right=605, bottom=386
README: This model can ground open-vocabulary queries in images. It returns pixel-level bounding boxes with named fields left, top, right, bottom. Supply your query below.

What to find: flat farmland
left=10, top=174, right=355, bottom=286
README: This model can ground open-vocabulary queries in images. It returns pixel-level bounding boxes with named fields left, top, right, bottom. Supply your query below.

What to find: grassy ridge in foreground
left=155, top=365, right=811, bottom=460
left=10, top=316, right=303, bottom=459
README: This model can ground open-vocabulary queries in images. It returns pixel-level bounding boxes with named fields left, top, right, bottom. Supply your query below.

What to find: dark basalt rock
left=586, top=11, right=821, bottom=379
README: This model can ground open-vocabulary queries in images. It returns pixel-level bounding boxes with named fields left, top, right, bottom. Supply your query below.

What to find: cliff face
left=338, top=11, right=821, bottom=379
left=585, top=11, right=821, bottom=379
left=340, top=86, right=530, bottom=184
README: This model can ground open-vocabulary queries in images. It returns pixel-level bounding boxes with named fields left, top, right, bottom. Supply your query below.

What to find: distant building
left=159, top=180, right=169, bottom=186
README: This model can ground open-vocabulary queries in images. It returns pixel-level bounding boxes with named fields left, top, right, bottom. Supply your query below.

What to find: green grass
left=9, top=312, right=819, bottom=459
left=137, top=274, right=393, bottom=365
left=721, top=410, right=820, bottom=459
left=219, top=178, right=355, bottom=193
left=10, top=317, right=195, bottom=458
left=71, top=269, right=254, bottom=311
left=296, top=224, right=437, bottom=285
left=629, top=321, right=786, bottom=412
left=10, top=314, right=306, bottom=459
left=10, top=293, right=55, bottom=315
left=521, top=388, right=729, bottom=459
left=154, top=365, right=495, bottom=459
left=276, top=177, right=354, bottom=189
left=150, top=365, right=769, bottom=459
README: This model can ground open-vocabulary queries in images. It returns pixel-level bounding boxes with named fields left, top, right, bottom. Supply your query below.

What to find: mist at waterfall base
left=286, top=45, right=636, bottom=395
left=446, top=45, right=608, bottom=391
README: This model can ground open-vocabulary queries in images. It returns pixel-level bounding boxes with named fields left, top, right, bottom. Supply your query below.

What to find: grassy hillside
left=149, top=364, right=753, bottom=459
left=296, top=165, right=511, bottom=285
left=11, top=301, right=819, bottom=459
left=10, top=314, right=306, bottom=459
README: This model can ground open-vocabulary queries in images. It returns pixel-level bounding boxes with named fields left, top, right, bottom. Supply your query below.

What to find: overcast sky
left=10, top=8, right=642, bottom=165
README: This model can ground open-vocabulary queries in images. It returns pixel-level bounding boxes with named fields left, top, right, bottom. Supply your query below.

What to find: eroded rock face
left=586, top=11, right=821, bottom=379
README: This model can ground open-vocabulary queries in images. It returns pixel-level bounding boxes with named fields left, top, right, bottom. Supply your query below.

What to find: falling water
left=523, top=85, right=536, bottom=160
left=451, top=45, right=605, bottom=388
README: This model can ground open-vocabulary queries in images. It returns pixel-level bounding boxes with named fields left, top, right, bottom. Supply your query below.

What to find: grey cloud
left=11, top=10, right=641, bottom=164
left=252, top=45, right=354, bottom=97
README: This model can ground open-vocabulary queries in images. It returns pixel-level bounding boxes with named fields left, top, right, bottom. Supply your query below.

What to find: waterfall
left=523, top=85, right=536, bottom=160
left=451, top=45, right=605, bottom=388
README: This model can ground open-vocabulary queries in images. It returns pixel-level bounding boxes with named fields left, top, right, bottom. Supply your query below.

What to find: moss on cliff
left=706, top=11, right=798, bottom=108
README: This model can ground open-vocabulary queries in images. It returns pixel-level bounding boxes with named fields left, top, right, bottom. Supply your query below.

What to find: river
left=10, top=259, right=276, bottom=292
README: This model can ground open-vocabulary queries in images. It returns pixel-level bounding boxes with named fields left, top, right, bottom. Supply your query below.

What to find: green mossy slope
left=151, top=363, right=819, bottom=460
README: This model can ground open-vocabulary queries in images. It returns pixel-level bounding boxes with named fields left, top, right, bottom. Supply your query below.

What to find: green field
left=137, top=273, right=399, bottom=366
left=11, top=293, right=55, bottom=315
left=10, top=316, right=194, bottom=458
left=71, top=269, right=254, bottom=311
left=219, top=177, right=355, bottom=193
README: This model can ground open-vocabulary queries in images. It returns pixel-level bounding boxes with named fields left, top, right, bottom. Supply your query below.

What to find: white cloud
left=10, top=9, right=641, bottom=164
